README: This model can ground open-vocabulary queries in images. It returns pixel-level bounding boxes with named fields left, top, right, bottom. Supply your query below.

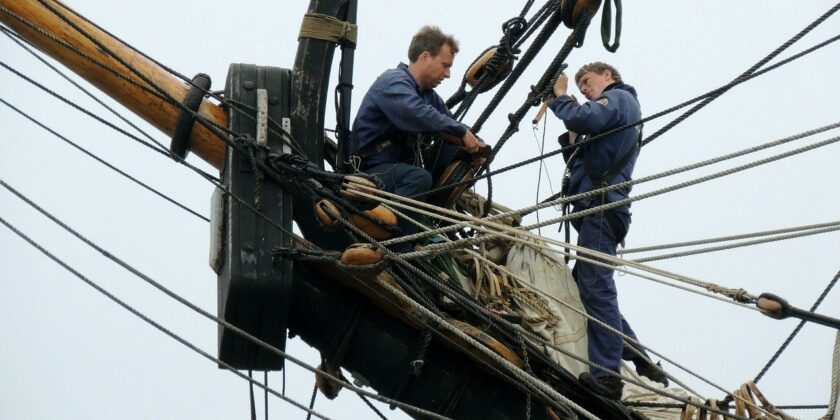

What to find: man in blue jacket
left=349, top=26, right=484, bottom=251
left=549, top=62, right=667, bottom=399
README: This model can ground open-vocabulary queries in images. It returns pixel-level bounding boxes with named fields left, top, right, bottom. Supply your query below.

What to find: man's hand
left=553, top=74, right=569, bottom=97
left=462, top=130, right=484, bottom=154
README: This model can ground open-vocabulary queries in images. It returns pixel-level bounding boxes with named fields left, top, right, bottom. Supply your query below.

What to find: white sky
left=1, top=1, right=839, bottom=419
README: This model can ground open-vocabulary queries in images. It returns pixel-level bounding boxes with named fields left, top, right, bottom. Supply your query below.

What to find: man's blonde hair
left=575, top=62, right=622, bottom=85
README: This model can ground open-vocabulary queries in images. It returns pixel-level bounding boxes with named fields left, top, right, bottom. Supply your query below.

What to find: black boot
left=579, top=373, right=624, bottom=400
left=634, top=358, right=669, bottom=387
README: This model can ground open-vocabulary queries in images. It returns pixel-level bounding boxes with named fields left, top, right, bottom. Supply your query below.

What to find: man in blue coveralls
left=349, top=26, right=484, bottom=252
left=549, top=62, right=667, bottom=399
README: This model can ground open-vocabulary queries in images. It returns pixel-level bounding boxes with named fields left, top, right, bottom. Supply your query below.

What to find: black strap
left=248, top=370, right=257, bottom=420
left=582, top=139, right=637, bottom=193
left=603, top=208, right=628, bottom=243
left=169, top=73, right=211, bottom=160
left=601, top=0, right=622, bottom=52
left=581, top=125, right=642, bottom=200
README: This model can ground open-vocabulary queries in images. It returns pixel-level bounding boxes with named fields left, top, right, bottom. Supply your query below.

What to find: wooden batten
left=0, top=0, right=226, bottom=169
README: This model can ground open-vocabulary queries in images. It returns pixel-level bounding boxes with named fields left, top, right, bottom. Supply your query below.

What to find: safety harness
left=561, top=124, right=642, bottom=246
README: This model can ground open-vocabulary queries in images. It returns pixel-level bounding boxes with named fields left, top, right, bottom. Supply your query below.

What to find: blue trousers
left=364, top=162, right=432, bottom=253
left=572, top=210, right=642, bottom=377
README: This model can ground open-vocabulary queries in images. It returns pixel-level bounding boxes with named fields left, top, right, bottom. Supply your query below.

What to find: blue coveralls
left=350, top=63, right=467, bottom=251
left=549, top=82, right=644, bottom=377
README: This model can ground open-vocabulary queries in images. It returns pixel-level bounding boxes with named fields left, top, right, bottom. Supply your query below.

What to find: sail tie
left=298, top=12, right=358, bottom=46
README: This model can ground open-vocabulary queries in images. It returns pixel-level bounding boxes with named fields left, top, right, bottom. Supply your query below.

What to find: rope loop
left=600, top=0, right=622, bottom=52
left=502, top=16, right=527, bottom=38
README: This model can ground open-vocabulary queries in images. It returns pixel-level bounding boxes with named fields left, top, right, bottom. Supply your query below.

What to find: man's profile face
left=577, top=70, right=614, bottom=101
left=418, top=44, right=454, bottom=90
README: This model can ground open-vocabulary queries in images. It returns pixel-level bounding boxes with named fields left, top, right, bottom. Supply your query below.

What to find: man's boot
left=579, top=373, right=623, bottom=400
left=634, top=358, right=669, bottom=387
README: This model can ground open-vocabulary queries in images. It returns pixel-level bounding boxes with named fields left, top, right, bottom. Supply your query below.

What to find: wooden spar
left=0, top=0, right=226, bottom=169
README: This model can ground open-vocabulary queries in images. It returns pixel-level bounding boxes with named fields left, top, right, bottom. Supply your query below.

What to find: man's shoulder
left=603, top=85, right=639, bottom=104
left=373, top=64, right=414, bottom=87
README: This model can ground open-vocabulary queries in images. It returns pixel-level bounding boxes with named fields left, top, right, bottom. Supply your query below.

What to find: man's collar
left=603, top=81, right=621, bottom=92
left=399, top=62, right=429, bottom=93
left=397, top=62, right=422, bottom=92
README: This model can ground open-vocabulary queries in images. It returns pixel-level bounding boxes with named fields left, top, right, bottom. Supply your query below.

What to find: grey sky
left=1, top=1, right=839, bottom=419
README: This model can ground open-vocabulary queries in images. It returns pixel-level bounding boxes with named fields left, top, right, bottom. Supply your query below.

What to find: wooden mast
left=0, top=0, right=226, bottom=169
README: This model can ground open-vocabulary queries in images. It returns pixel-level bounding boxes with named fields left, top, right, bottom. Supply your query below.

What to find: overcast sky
left=2, top=1, right=839, bottom=419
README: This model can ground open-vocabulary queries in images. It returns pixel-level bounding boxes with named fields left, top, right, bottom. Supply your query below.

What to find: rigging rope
left=633, top=225, right=840, bottom=263
left=822, top=331, right=840, bottom=420
left=622, top=220, right=840, bottom=254
left=0, top=215, right=332, bottom=420
left=4, top=0, right=832, bottom=414
left=449, top=0, right=559, bottom=118
left=6, top=3, right=612, bottom=416
left=379, top=203, right=767, bottom=419
left=360, top=186, right=760, bottom=310
left=390, top=122, right=840, bottom=247
left=415, top=33, right=840, bottom=201
left=357, top=393, right=389, bottom=420
left=0, top=59, right=171, bottom=160
left=27, top=0, right=308, bottom=161
left=641, top=2, right=840, bottom=147
left=0, top=98, right=209, bottom=222
left=469, top=2, right=565, bottom=134
left=299, top=186, right=599, bottom=419
left=477, top=1, right=839, bottom=191
left=0, top=178, right=450, bottom=420
left=1, top=27, right=168, bottom=153
left=320, top=201, right=740, bottom=419
left=42, top=0, right=306, bottom=156
left=387, top=204, right=737, bottom=407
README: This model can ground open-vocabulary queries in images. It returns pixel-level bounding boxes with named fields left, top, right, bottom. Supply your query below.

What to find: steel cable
left=0, top=179, right=452, bottom=420
left=0, top=97, right=209, bottom=222
left=0, top=215, right=332, bottom=420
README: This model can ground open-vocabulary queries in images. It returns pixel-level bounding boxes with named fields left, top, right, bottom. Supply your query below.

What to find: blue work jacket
left=350, top=63, right=468, bottom=168
left=549, top=82, right=641, bottom=212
